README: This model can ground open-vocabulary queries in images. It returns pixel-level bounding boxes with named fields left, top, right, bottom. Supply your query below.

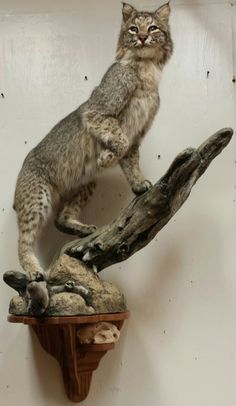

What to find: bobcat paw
left=55, top=219, right=97, bottom=236
left=27, top=281, right=49, bottom=315
left=27, top=270, right=46, bottom=282
left=76, top=224, right=97, bottom=236
left=132, top=180, right=152, bottom=195
left=97, top=150, right=117, bottom=168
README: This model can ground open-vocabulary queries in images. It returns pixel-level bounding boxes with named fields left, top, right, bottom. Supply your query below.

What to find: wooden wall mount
left=8, top=312, right=129, bottom=402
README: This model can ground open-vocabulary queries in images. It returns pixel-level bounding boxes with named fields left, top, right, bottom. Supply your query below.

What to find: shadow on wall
left=129, top=211, right=225, bottom=335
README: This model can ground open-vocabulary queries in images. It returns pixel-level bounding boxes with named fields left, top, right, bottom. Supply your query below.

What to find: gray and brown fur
left=14, top=2, right=173, bottom=281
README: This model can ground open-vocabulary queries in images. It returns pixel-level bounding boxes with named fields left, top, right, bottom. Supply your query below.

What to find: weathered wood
left=61, top=128, right=233, bottom=271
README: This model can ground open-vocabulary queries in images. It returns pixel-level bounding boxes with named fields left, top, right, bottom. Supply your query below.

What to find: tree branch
left=60, top=128, right=233, bottom=272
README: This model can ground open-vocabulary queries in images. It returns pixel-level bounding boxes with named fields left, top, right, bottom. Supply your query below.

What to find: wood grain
left=8, top=312, right=129, bottom=402
left=8, top=312, right=129, bottom=325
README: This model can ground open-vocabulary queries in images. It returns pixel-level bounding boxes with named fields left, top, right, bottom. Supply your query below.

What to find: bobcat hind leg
left=15, top=177, right=53, bottom=283
left=55, top=181, right=97, bottom=236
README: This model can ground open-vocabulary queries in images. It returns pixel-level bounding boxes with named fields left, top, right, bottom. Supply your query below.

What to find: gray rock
left=9, top=296, right=28, bottom=315
left=7, top=254, right=127, bottom=316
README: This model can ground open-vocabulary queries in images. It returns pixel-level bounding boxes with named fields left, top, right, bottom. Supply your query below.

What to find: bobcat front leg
left=120, top=144, right=152, bottom=195
left=84, top=112, right=129, bottom=168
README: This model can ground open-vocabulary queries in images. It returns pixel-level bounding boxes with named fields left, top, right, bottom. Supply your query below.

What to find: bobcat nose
left=139, top=35, right=148, bottom=44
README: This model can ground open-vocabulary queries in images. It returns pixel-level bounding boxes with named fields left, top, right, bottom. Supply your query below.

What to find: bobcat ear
left=122, top=3, right=136, bottom=22
left=154, top=2, right=171, bottom=23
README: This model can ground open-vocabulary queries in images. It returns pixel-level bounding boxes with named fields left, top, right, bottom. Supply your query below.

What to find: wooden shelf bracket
left=8, top=312, right=129, bottom=403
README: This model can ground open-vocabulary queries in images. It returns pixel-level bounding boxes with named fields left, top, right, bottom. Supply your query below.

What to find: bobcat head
left=117, top=2, right=173, bottom=63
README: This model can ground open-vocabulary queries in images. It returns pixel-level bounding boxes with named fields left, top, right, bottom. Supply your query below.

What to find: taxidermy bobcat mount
left=14, top=2, right=173, bottom=281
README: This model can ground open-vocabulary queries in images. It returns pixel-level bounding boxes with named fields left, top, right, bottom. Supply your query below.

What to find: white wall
left=0, top=1, right=236, bottom=405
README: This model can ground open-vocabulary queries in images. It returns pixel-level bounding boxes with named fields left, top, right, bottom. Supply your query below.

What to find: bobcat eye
left=149, top=25, right=159, bottom=32
left=129, top=26, right=138, bottom=34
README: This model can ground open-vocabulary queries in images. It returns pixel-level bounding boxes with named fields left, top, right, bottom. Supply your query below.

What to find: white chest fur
left=120, top=61, right=161, bottom=143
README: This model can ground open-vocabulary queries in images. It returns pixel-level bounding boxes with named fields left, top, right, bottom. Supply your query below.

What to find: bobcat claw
left=78, top=224, right=97, bottom=236
left=132, top=180, right=152, bottom=195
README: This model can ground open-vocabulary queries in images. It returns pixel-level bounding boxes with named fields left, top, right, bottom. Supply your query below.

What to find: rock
left=9, top=296, right=28, bottom=315
left=6, top=254, right=127, bottom=316
left=46, top=254, right=127, bottom=315
left=48, top=292, right=95, bottom=316
left=77, top=322, right=120, bottom=344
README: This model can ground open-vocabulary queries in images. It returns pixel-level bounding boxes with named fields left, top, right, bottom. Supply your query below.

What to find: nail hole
left=1, top=93, right=5, bottom=98
left=84, top=76, right=88, bottom=81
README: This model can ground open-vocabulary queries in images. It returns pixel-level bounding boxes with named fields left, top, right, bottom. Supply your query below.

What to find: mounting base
left=8, top=312, right=129, bottom=402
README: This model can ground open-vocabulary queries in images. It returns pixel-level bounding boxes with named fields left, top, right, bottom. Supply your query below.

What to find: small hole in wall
left=232, top=76, right=236, bottom=83
left=206, top=71, right=210, bottom=78
left=1, top=93, right=5, bottom=98
left=157, top=154, right=161, bottom=159
left=25, top=141, right=27, bottom=144
left=84, top=76, right=88, bottom=81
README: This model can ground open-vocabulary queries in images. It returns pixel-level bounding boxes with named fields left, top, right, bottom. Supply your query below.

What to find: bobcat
left=14, top=2, right=173, bottom=281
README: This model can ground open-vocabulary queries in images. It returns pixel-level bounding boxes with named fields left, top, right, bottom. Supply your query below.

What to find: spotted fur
left=14, top=2, right=173, bottom=280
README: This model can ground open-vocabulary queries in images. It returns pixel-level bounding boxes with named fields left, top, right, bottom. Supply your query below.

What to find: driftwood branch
left=60, top=128, right=233, bottom=272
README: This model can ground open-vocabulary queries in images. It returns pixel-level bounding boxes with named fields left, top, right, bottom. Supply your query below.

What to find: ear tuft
left=122, top=2, right=136, bottom=22
left=154, top=2, right=171, bottom=23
